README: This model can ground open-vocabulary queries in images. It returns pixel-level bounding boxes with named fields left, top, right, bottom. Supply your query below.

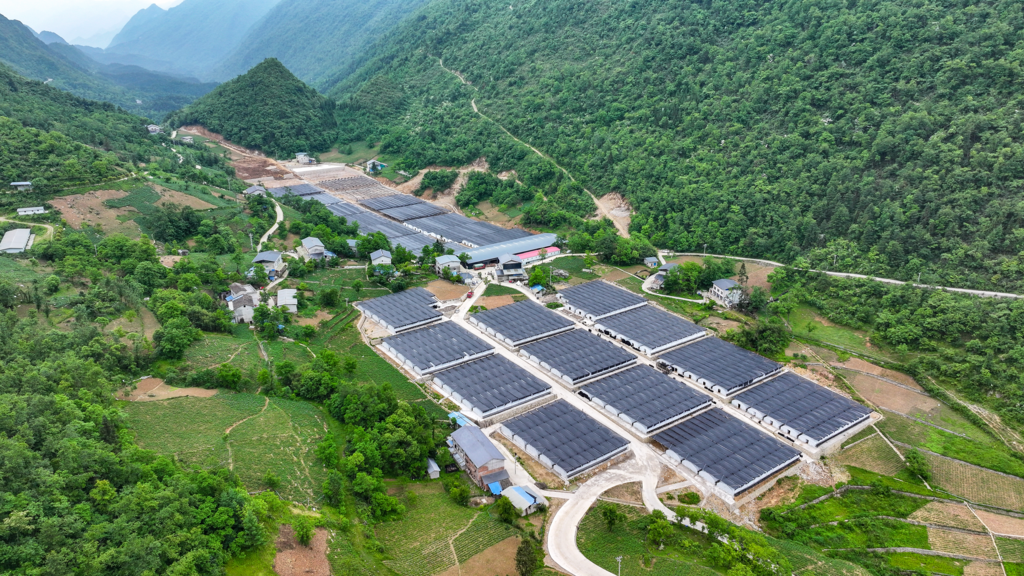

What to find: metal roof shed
left=499, top=399, right=630, bottom=481
left=0, top=229, right=32, bottom=253
left=354, top=287, right=442, bottom=334
left=462, top=234, right=558, bottom=266
left=432, top=355, right=551, bottom=419
left=578, top=365, right=713, bottom=435
left=450, top=425, right=504, bottom=469
left=518, top=329, right=638, bottom=388
left=380, top=321, right=495, bottom=376
left=654, top=408, right=801, bottom=498
left=556, top=280, right=648, bottom=321
left=467, top=300, right=575, bottom=347
left=657, top=337, right=782, bottom=396
left=732, top=371, right=871, bottom=448
left=595, top=306, right=706, bottom=355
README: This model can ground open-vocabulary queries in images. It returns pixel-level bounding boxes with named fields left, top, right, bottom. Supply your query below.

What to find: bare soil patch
left=120, top=378, right=218, bottom=402
left=657, top=465, right=688, bottom=488
left=910, top=502, right=987, bottom=532
left=928, top=526, right=999, bottom=559
left=601, top=269, right=631, bottom=281
left=733, top=262, right=776, bottom=291
left=476, top=200, right=514, bottom=224
left=437, top=536, right=520, bottom=576
left=601, top=482, right=644, bottom=504
left=233, top=156, right=293, bottom=180
left=51, top=189, right=142, bottom=235
left=426, top=279, right=471, bottom=301
left=295, top=310, right=334, bottom=327
left=139, top=308, right=159, bottom=340
left=493, top=434, right=567, bottom=489
left=159, top=255, right=182, bottom=269
left=152, top=186, right=217, bottom=210
left=273, top=525, right=330, bottom=576
left=835, top=435, right=905, bottom=476
left=362, top=317, right=392, bottom=340
left=476, top=295, right=515, bottom=309
left=975, top=509, right=1024, bottom=537
left=595, top=192, right=632, bottom=238
left=180, top=126, right=264, bottom=160
left=843, top=371, right=937, bottom=414
left=701, top=315, right=743, bottom=334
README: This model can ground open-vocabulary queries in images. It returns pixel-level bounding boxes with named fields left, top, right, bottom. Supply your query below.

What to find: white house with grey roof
left=275, top=289, right=298, bottom=313
left=0, top=229, right=32, bottom=253
left=708, top=278, right=742, bottom=308
left=370, top=249, right=392, bottom=266
left=251, top=251, right=284, bottom=275
left=9, top=182, right=32, bottom=192
left=298, top=237, right=326, bottom=261
left=435, top=254, right=461, bottom=275
left=16, top=207, right=46, bottom=216
left=448, top=426, right=505, bottom=488
left=227, top=283, right=261, bottom=324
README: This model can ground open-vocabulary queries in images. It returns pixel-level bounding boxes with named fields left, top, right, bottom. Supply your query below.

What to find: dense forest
left=331, top=0, right=1024, bottom=292
left=167, top=58, right=338, bottom=158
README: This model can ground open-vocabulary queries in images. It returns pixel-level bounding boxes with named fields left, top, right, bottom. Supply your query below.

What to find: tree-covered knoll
left=167, top=59, right=338, bottom=158
left=331, top=0, right=1024, bottom=292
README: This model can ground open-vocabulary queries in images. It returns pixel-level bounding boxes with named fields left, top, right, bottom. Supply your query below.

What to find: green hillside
left=167, top=58, right=337, bottom=158
left=106, top=0, right=280, bottom=79
left=330, top=0, right=1024, bottom=292
left=211, top=0, right=429, bottom=87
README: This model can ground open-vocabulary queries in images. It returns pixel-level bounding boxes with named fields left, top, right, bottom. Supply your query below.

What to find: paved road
left=665, top=251, right=1024, bottom=300
left=257, top=199, right=284, bottom=252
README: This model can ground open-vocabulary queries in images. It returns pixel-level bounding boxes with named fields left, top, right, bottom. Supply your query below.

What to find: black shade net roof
left=391, top=233, right=465, bottom=255
left=579, top=365, right=713, bottom=430
left=308, top=193, right=341, bottom=205
left=407, top=213, right=533, bottom=246
left=558, top=281, right=648, bottom=318
left=326, top=202, right=368, bottom=218
left=520, top=330, right=637, bottom=382
left=347, top=211, right=418, bottom=239
left=503, top=399, right=629, bottom=475
left=355, top=287, right=440, bottom=330
left=382, top=321, right=494, bottom=371
left=654, top=408, right=801, bottom=494
left=433, top=355, right=550, bottom=415
left=658, top=337, right=782, bottom=395
left=596, top=306, right=705, bottom=351
left=733, top=372, right=872, bottom=443
left=380, top=203, right=449, bottom=221
left=267, top=183, right=324, bottom=197
left=470, top=300, right=575, bottom=345
left=360, top=194, right=423, bottom=210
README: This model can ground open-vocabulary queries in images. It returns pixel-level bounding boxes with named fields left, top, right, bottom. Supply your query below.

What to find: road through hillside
left=257, top=199, right=284, bottom=252
left=437, top=58, right=629, bottom=237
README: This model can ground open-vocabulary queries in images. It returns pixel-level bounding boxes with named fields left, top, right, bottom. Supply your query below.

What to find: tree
left=515, top=538, right=539, bottom=576
left=906, top=449, right=931, bottom=481
left=495, top=495, right=520, bottom=524
left=263, top=470, right=282, bottom=490
left=647, top=518, right=674, bottom=549
left=293, top=516, right=315, bottom=547
left=342, top=356, right=357, bottom=376
left=319, top=288, right=340, bottom=307
left=738, top=262, right=749, bottom=285
left=216, top=363, right=243, bottom=390
left=44, top=274, right=60, bottom=294
left=729, top=318, right=790, bottom=358
left=352, top=280, right=363, bottom=294
left=153, top=317, right=199, bottom=359
left=600, top=503, right=626, bottom=531
left=323, top=470, right=344, bottom=507
left=449, top=483, right=470, bottom=506
left=315, top=433, right=339, bottom=468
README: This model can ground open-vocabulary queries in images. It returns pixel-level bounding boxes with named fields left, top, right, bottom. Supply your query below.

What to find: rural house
left=251, top=251, right=284, bottom=276
left=644, top=256, right=660, bottom=267
left=501, top=486, right=548, bottom=516
left=434, top=254, right=461, bottom=275
left=651, top=262, right=678, bottom=290
left=298, top=237, right=326, bottom=261
left=146, top=125, right=161, bottom=134
left=447, top=426, right=506, bottom=488
left=708, top=278, right=742, bottom=308
left=9, top=182, right=32, bottom=192
left=295, top=152, right=312, bottom=165
left=275, top=289, right=298, bottom=313
left=226, top=283, right=260, bottom=324
left=180, top=136, right=194, bottom=144
left=495, top=253, right=525, bottom=282
left=243, top=185, right=266, bottom=197
left=370, top=249, right=392, bottom=266
left=0, top=229, right=32, bottom=253
left=346, top=239, right=358, bottom=256
left=16, top=207, right=46, bottom=216
left=426, top=458, right=440, bottom=480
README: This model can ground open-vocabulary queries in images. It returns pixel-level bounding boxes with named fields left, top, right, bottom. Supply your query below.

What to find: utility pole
left=703, top=243, right=707, bottom=256
left=616, top=556, right=623, bottom=576
left=249, top=232, right=254, bottom=251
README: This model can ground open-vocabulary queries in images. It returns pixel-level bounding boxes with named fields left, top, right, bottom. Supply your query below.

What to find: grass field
left=0, top=257, right=43, bottom=283
left=104, top=185, right=161, bottom=215
left=789, top=304, right=897, bottom=361
left=766, top=537, right=873, bottom=576
left=125, top=393, right=335, bottom=502
left=482, top=284, right=522, bottom=297
left=549, top=256, right=599, bottom=281
left=375, top=482, right=516, bottom=576
left=877, top=412, right=1024, bottom=478
left=322, top=141, right=375, bottom=164
left=183, top=333, right=264, bottom=380
left=577, top=502, right=722, bottom=576
left=152, top=177, right=238, bottom=208
left=997, top=538, right=1024, bottom=563
left=885, top=552, right=967, bottom=576
left=909, top=502, right=987, bottom=532
left=835, top=435, right=906, bottom=476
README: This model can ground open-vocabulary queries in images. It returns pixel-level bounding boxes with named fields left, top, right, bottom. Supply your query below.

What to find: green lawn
left=482, top=284, right=522, bottom=297
left=549, top=256, right=599, bottom=281
left=884, top=552, right=966, bottom=576
left=0, top=257, right=43, bottom=283
left=322, top=141, right=376, bottom=164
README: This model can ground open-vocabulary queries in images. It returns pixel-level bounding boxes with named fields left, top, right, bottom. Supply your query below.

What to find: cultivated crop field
left=124, top=392, right=266, bottom=469
left=375, top=482, right=505, bottom=576
left=909, top=502, right=987, bottom=532
left=885, top=552, right=967, bottom=576
left=963, top=561, right=1005, bottom=576
left=926, top=452, right=1024, bottom=511
left=184, top=333, right=263, bottom=375
left=877, top=413, right=1024, bottom=478
left=996, top=538, right=1024, bottom=563
left=835, top=435, right=905, bottom=476
left=766, top=537, right=873, bottom=576
left=928, top=527, right=999, bottom=559
left=0, top=257, right=42, bottom=283
left=977, top=510, right=1024, bottom=539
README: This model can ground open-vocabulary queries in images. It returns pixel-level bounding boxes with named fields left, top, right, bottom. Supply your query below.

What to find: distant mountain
left=34, top=30, right=67, bottom=45
left=0, top=13, right=215, bottom=119
left=166, top=58, right=336, bottom=158
left=211, top=0, right=428, bottom=88
left=70, top=29, right=118, bottom=49
left=105, top=0, right=280, bottom=79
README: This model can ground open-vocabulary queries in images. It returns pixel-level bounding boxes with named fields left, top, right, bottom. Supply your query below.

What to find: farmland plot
left=963, top=562, right=1004, bottom=576
left=928, top=527, right=999, bottom=560
left=926, top=452, right=1024, bottom=511
left=909, top=502, right=988, bottom=532
left=375, top=483, right=478, bottom=576
left=835, top=435, right=905, bottom=476
left=977, top=510, right=1024, bottom=539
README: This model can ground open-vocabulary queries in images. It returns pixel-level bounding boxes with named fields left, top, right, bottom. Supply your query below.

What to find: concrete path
left=640, top=271, right=706, bottom=303
left=257, top=199, right=284, bottom=252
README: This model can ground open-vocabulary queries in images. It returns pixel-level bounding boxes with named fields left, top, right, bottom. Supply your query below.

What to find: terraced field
left=835, top=434, right=905, bottom=476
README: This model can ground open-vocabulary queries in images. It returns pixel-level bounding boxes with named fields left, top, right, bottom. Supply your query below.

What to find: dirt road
left=0, top=217, right=55, bottom=242
left=257, top=200, right=284, bottom=252
left=437, top=58, right=629, bottom=237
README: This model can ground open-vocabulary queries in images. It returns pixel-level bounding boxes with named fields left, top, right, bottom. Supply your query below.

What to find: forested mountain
left=0, top=63, right=232, bottom=193
left=0, top=13, right=216, bottom=119
left=167, top=59, right=337, bottom=158
left=211, top=0, right=429, bottom=87
left=105, top=0, right=281, bottom=79
left=34, top=30, right=67, bottom=45
left=331, top=0, right=1024, bottom=292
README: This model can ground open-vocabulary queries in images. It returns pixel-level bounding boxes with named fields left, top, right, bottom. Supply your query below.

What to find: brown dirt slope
left=274, top=525, right=330, bottom=576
